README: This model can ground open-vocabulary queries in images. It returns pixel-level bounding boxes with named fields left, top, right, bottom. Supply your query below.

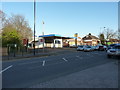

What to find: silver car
left=107, top=44, right=120, bottom=58
left=77, top=45, right=84, bottom=51
left=84, top=45, right=93, bottom=52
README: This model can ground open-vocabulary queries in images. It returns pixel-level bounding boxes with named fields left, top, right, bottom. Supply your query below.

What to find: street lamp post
left=103, top=27, right=108, bottom=45
left=42, top=21, right=45, bottom=53
left=33, top=0, right=36, bottom=55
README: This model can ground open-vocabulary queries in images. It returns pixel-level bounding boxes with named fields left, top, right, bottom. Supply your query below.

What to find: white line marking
left=80, top=57, right=83, bottom=59
left=89, top=55, right=94, bottom=57
left=19, top=61, right=41, bottom=65
left=62, top=58, right=68, bottom=62
left=76, top=56, right=83, bottom=59
left=76, top=56, right=80, bottom=58
left=42, top=61, right=45, bottom=66
left=94, top=53, right=99, bottom=55
left=0, top=65, right=13, bottom=74
left=94, top=53, right=103, bottom=56
left=86, top=54, right=89, bottom=56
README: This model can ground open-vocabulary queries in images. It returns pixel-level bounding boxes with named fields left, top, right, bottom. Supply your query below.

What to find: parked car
left=103, top=45, right=107, bottom=51
left=77, top=45, right=84, bottom=51
left=95, top=45, right=104, bottom=51
left=107, top=44, right=118, bottom=50
left=107, top=44, right=120, bottom=58
left=69, top=45, right=76, bottom=48
left=91, top=46, right=96, bottom=51
left=84, top=45, right=93, bottom=52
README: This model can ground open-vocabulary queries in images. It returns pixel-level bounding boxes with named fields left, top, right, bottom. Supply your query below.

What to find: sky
left=1, top=2, right=118, bottom=38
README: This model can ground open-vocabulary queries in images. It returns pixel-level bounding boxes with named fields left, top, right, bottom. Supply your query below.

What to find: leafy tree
left=98, top=33, right=105, bottom=45
left=2, top=24, right=22, bottom=47
left=1, top=12, right=33, bottom=47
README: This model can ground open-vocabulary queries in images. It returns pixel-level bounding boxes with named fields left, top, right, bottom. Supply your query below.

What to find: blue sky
left=2, top=2, right=118, bottom=37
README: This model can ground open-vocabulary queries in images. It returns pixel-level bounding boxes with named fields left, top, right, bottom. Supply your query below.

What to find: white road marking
left=80, top=57, right=83, bottom=59
left=89, top=55, right=94, bottom=57
left=62, top=58, right=68, bottom=62
left=76, top=56, right=83, bottom=59
left=29, top=61, right=65, bottom=69
left=86, top=54, right=89, bottom=56
left=94, top=53, right=103, bottom=55
left=0, top=65, right=13, bottom=74
left=18, top=61, right=42, bottom=65
left=76, top=56, right=80, bottom=58
left=42, top=61, right=45, bottom=66
left=94, top=53, right=98, bottom=54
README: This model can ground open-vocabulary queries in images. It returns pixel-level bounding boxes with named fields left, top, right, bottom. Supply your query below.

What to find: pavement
left=30, top=62, right=118, bottom=88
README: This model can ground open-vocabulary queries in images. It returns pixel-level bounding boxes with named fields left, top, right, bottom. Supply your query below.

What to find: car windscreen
left=78, top=46, right=83, bottom=48
left=113, top=46, right=120, bottom=49
left=86, top=46, right=91, bottom=48
left=110, top=44, right=116, bottom=47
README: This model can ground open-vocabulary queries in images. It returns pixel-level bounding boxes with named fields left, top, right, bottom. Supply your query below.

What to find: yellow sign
left=74, top=33, right=78, bottom=37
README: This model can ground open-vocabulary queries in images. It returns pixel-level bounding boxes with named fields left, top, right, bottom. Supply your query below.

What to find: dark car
left=96, top=45, right=104, bottom=51
left=107, top=44, right=117, bottom=50
left=98, top=45, right=104, bottom=51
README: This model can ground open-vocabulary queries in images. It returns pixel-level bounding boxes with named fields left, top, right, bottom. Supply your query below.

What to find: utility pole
left=33, top=0, right=36, bottom=55
left=42, top=21, right=45, bottom=53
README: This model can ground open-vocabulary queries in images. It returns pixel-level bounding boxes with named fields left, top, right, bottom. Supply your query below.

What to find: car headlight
left=107, top=50, right=110, bottom=53
left=116, top=51, right=120, bottom=54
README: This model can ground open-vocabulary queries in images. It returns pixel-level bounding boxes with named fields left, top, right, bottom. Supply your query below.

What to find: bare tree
left=0, top=10, right=6, bottom=30
left=117, top=29, right=120, bottom=40
left=6, top=14, right=33, bottom=41
left=103, top=28, right=117, bottom=40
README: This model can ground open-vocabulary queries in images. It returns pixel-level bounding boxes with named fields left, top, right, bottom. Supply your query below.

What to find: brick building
left=82, top=33, right=100, bottom=46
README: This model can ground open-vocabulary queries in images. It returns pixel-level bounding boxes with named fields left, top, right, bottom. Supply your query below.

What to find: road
left=2, top=50, right=116, bottom=88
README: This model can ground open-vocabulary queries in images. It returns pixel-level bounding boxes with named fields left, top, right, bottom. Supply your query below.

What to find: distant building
left=82, top=33, right=100, bottom=46
left=64, top=37, right=83, bottom=47
left=106, top=39, right=120, bottom=45
left=29, top=34, right=71, bottom=48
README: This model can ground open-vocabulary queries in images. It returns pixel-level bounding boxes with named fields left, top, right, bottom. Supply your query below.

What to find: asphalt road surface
left=2, top=50, right=116, bottom=88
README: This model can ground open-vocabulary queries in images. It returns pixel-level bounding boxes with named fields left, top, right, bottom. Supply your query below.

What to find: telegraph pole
left=33, top=0, right=36, bottom=55
left=42, top=21, right=45, bottom=53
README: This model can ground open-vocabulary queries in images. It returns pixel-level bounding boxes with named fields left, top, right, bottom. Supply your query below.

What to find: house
left=82, top=33, right=100, bottom=46
left=29, top=34, right=71, bottom=48
left=106, top=39, right=120, bottom=45
left=63, top=37, right=83, bottom=47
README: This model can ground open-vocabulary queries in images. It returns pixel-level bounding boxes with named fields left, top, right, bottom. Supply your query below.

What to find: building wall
left=83, top=39, right=99, bottom=46
left=67, top=38, right=82, bottom=46
left=30, top=38, right=63, bottom=48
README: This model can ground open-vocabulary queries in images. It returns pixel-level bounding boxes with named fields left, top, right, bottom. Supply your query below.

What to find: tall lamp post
left=42, top=21, right=45, bottom=52
left=33, top=0, right=36, bottom=55
left=103, top=27, right=107, bottom=45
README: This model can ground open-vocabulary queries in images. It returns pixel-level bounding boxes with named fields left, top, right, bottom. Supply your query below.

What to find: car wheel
left=107, top=55, right=111, bottom=58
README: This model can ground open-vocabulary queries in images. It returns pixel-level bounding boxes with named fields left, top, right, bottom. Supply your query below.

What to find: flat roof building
left=29, top=34, right=71, bottom=48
